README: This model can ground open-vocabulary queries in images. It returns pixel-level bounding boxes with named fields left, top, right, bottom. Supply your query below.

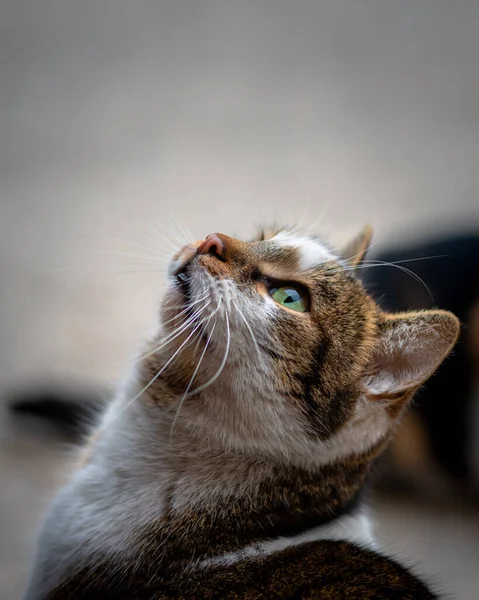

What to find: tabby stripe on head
left=295, top=336, right=332, bottom=436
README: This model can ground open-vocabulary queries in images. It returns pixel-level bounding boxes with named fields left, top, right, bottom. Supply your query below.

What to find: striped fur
left=24, top=227, right=459, bottom=599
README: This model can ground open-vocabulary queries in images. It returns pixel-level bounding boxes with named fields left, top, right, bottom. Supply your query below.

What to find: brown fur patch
left=40, top=540, right=438, bottom=599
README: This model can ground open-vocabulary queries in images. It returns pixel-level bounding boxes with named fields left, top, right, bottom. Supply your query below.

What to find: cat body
left=24, top=227, right=458, bottom=599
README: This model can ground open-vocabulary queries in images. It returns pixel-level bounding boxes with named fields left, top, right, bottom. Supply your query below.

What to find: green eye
left=270, top=286, right=308, bottom=312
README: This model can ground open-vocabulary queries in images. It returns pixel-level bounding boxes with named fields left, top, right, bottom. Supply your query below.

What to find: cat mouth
left=173, top=262, right=211, bottom=345
left=175, top=264, right=192, bottom=300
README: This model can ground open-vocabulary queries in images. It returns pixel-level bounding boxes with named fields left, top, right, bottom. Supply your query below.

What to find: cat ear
left=341, top=225, right=373, bottom=267
left=363, top=310, right=460, bottom=401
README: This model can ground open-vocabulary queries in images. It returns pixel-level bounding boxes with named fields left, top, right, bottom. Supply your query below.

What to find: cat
left=362, top=232, right=479, bottom=498
left=23, top=225, right=459, bottom=599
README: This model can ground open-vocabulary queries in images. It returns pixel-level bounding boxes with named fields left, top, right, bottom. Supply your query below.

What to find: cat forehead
left=270, top=231, right=339, bottom=270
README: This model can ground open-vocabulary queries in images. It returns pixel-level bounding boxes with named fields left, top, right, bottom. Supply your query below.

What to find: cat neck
left=101, top=405, right=378, bottom=563
left=146, top=453, right=372, bottom=562
left=91, top=377, right=382, bottom=562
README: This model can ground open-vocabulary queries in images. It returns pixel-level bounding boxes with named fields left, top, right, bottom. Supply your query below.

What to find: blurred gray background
left=1, top=1, right=479, bottom=598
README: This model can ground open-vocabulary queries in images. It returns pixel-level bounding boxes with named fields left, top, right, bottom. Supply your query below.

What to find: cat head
left=142, top=226, right=459, bottom=468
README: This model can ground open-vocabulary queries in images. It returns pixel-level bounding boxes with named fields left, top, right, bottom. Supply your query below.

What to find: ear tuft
left=364, top=310, right=460, bottom=402
left=341, top=225, right=373, bottom=267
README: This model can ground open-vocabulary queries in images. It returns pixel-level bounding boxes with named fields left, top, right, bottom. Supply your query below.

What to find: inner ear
left=341, top=225, right=373, bottom=267
left=364, top=310, right=460, bottom=401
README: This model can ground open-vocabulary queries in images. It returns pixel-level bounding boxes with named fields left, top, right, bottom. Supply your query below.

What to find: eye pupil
left=284, top=291, right=298, bottom=304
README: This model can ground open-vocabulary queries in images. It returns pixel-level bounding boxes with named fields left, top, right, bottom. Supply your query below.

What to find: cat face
left=141, top=227, right=459, bottom=467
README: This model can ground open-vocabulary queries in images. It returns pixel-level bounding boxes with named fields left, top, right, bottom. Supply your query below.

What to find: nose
left=197, top=233, right=225, bottom=259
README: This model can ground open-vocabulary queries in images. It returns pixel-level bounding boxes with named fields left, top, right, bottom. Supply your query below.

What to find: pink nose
left=197, top=233, right=225, bottom=258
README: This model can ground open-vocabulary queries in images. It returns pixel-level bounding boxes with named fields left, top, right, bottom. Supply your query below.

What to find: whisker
left=149, top=225, right=183, bottom=252
left=191, top=297, right=223, bottom=355
left=343, top=236, right=384, bottom=266
left=349, top=259, right=436, bottom=302
left=186, top=309, right=231, bottom=397
left=169, top=321, right=217, bottom=441
left=167, top=214, right=193, bottom=246
left=143, top=232, right=178, bottom=256
left=361, top=255, right=448, bottom=266
left=155, top=217, right=190, bottom=249
left=135, top=304, right=210, bottom=364
left=97, top=251, right=169, bottom=264
left=65, top=267, right=168, bottom=276
left=182, top=222, right=194, bottom=243
left=105, top=318, right=206, bottom=427
left=171, top=214, right=193, bottom=246
left=231, top=300, right=267, bottom=370
left=107, top=237, right=174, bottom=259
left=293, top=196, right=312, bottom=233
left=159, top=293, right=210, bottom=328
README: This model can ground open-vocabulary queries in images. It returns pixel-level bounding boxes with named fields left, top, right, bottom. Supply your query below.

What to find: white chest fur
left=198, top=511, right=377, bottom=569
